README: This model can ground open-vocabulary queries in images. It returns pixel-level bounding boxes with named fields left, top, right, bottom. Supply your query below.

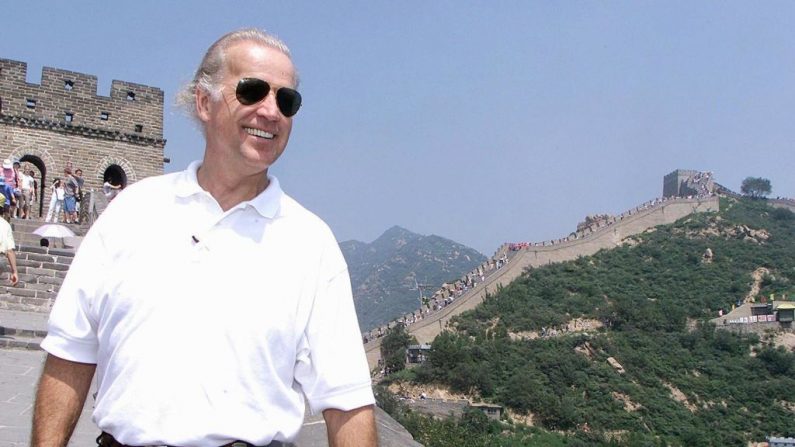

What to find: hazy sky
left=2, top=1, right=793, bottom=254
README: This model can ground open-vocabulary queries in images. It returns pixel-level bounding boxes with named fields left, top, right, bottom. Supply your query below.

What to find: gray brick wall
left=0, top=58, right=166, bottom=217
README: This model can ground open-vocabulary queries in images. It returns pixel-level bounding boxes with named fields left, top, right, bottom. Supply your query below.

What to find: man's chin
left=244, top=148, right=283, bottom=170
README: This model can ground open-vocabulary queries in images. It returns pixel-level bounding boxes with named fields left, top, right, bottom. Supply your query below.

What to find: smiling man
left=31, top=29, right=376, bottom=447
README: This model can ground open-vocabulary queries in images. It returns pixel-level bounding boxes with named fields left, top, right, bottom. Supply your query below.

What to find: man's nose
left=254, top=91, right=281, bottom=120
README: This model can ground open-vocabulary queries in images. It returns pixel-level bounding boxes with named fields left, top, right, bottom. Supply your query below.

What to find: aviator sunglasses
left=235, top=77, right=302, bottom=117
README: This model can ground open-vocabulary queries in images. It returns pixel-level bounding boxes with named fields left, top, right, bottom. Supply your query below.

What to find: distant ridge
left=340, top=226, right=486, bottom=331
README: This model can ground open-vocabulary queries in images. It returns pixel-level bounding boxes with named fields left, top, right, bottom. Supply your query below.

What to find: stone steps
left=10, top=217, right=87, bottom=234
left=0, top=244, right=74, bottom=313
left=10, top=217, right=86, bottom=249
left=0, top=330, right=45, bottom=351
left=0, top=219, right=81, bottom=350
left=0, top=308, right=48, bottom=351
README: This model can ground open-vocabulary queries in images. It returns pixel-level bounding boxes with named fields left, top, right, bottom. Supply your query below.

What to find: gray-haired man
left=32, top=28, right=376, bottom=447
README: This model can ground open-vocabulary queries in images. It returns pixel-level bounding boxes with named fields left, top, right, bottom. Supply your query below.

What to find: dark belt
left=96, top=432, right=292, bottom=447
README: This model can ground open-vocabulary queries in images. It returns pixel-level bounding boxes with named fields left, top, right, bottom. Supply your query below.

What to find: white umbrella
left=33, top=224, right=77, bottom=239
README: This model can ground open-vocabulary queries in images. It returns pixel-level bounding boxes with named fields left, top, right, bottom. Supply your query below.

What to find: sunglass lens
left=236, top=78, right=269, bottom=105
left=276, top=88, right=302, bottom=117
left=237, top=78, right=301, bottom=117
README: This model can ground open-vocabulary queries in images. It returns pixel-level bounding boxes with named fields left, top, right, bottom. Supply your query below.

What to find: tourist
left=12, top=161, right=23, bottom=218
left=73, top=168, right=85, bottom=217
left=62, top=168, right=79, bottom=223
left=19, top=168, right=35, bottom=219
left=0, top=177, right=15, bottom=220
left=2, top=160, right=18, bottom=219
left=0, top=215, right=18, bottom=285
left=29, top=170, right=39, bottom=216
left=44, top=178, right=64, bottom=223
left=102, top=178, right=122, bottom=201
left=33, top=28, right=376, bottom=447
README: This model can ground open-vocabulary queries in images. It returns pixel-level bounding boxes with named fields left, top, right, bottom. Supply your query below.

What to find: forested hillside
left=382, top=198, right=795, bottom=446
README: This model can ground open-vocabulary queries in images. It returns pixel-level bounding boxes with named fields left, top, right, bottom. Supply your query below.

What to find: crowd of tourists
left=0, top=155, right=129, bottom=224
left=362, top=250, right=512, bottom=344
left=0, top=158, right=94, bottom=224
left=44, top=163, right=84, bottom=224
left=686, top=171, right=714, bottom=197
left=0, top=158, right=39, bottom=220
left=508, top=191, right=718, bottom=251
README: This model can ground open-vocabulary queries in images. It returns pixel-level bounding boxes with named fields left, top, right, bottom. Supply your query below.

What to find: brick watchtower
left=0, top=58, right=166, bottom=218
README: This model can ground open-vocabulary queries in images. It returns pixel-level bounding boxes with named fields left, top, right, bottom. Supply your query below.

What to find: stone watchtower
left=663, top=169, right=715, bottom=198
left=0, top=58, right=166, bottom=217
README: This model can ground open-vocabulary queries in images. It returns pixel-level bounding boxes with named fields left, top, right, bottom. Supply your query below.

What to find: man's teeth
left=245, top=128, right=274, bottom=139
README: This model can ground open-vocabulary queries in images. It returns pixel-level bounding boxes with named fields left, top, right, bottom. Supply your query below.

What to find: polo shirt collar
left=174, top=160, right=283, bottom=219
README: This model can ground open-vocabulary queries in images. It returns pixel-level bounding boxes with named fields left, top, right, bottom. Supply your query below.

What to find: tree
left=380, top=323, right=414, bottom=375
left=740, top=177, right=772, bottom=198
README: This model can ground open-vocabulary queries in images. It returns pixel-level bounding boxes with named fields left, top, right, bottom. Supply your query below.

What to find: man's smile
left=244, top=127, right=274, bottom=140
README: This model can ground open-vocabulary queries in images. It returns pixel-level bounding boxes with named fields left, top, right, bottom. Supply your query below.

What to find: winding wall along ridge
left=364, top=195, right=719, bottom=369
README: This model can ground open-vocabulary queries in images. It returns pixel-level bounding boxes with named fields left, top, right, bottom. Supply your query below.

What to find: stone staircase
left=8, top=217, right=87, bottom=248
left=0, top=217, right=84, bottom=350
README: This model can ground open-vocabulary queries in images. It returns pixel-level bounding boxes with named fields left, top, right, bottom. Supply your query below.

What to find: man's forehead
left=223, top=42, right=296, bottom=85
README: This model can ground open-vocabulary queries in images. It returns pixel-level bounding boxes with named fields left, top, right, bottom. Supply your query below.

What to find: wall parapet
left=0, top=58, right=164, bottom=141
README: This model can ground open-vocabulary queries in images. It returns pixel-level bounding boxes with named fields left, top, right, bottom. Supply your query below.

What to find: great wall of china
left=364, top=194, right=721, bottom=368
left=362, top=193, right=795, bottom=369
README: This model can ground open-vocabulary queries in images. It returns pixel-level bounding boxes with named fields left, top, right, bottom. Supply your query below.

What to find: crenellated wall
left=0, top=59, right=163, bottom=139
left=515, top=196, right=719, bottom=268
left=0, top=58, right=166, bottom=217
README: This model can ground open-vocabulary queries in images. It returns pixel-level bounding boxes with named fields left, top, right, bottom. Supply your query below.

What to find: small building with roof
left=470, top=402, right=503, bottom=421
left=406, top=344, right=431, bottom=364
left=775, top=302, right=794, bottom=327
left=768, top=436, right=795, bottom=447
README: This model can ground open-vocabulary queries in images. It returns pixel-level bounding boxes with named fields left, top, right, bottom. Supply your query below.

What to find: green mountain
left=340, top=226, right=486, bottom=332
left=385, top=198, right=795, bottom=446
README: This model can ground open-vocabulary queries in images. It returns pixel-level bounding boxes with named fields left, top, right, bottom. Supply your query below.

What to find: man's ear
left=195, top=88, right=212, bottom=123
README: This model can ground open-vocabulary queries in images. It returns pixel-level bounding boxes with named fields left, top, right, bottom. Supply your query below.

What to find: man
left=32, top=29, right=376, bottom=447
left=0, top=177, right=15, bottom=220
left=103, top=178, right=122, bottom=201
left=19, top=168, right=35, bottom=219
left=62, top=168, right=79, bottom=223
left=74, top=168, right=85, bottom=219
left=12, top=161, right=23, bottom=218
left=0, top=214, right=18, bottom=285
left=2, top=159, right=18, bottom=219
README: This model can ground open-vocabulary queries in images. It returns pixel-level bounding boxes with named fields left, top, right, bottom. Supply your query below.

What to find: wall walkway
left=365, top=195, right=720, bottom=368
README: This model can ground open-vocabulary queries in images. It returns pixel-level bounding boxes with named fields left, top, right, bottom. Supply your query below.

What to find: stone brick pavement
left=0, top=349, right=96, bottom=447
left=1, top=300, right=421, bottom=446
left=0, top=348, right=421, bottom=446
left=0, top=310, right=47, bottom=332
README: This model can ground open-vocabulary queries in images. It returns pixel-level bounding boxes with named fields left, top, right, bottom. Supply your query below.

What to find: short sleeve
left=294, top=236, right=374, bottom=414
left=40, top=221, right=109, bottom=364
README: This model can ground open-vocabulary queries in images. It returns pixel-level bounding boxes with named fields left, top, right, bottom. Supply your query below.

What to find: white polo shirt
left=42, top=161, right=374, bottom=446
